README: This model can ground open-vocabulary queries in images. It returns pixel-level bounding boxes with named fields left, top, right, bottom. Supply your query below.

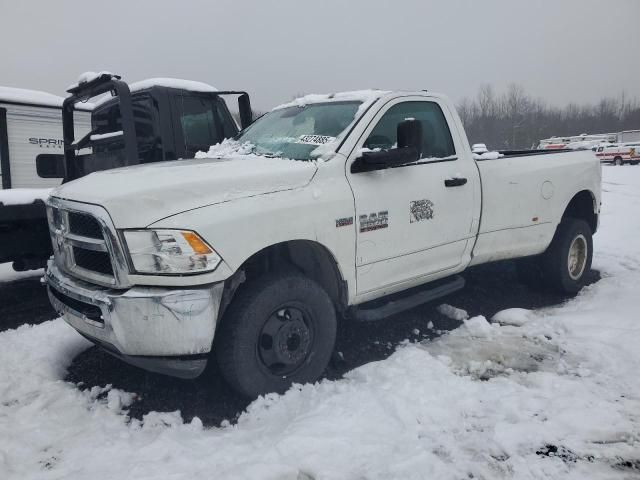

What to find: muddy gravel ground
left=0, top=261, right=600, bottom=426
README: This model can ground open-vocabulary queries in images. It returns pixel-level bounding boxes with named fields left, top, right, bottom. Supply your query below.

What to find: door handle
left=444, top=177, right=467, bottom=187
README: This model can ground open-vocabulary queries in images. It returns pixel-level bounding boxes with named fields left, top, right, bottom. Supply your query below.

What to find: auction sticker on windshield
left=297, top=135, right=335, bottom=145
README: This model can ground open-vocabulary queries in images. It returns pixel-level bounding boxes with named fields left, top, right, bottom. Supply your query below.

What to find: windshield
left=235, top=101, right=362, bottom=160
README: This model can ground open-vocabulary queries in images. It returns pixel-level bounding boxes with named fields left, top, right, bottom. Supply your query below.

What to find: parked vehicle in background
left=538, top=132, right=616, bottom=150
left=45, top=89, right=601, bottom=398
left=617, top=130, right=640, bottom=144
left=594, top=143, right=640, bottom=165
left=0, top=72, right=252, bottom=271
left=0, top=86, right=92, bottom=189
left=0, top=87, right=91, bottom=270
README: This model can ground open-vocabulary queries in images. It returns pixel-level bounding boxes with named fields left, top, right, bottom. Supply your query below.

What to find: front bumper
left=45, top=261, right=224, bottom=379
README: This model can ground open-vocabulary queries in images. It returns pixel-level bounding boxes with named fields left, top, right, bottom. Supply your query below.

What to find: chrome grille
left=68, top=211, right=103, bottom=239
left=47, top=200, right=122, bottom=287
left=72, top=246, right=114, bottom=275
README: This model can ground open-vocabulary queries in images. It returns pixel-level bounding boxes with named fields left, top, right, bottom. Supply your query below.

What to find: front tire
left=614, top=156, right=624, bottom=166
left=541, top=218, right=593, bottom=294
left=215, top=271, right=337, bottom=398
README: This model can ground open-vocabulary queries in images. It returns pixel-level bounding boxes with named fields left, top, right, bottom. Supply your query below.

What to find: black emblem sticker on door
left=335, top=217, right=354, bottom=228
left=410, top=199, right=434, bottom=223
left=359, top=211, right=389, bottom=232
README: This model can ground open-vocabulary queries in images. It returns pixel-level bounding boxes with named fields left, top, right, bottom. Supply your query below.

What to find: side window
left=364, top=101, right=456, bottom=159
left=215, top=97, right=239, bottom=138
left=179, top=96, right=223, bottom=151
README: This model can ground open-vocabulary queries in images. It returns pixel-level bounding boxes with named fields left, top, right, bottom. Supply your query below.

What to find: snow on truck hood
left=51, top=155, right=317, bottom=228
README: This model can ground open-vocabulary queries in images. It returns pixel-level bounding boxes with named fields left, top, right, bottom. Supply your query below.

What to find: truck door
left=347, top=97, right=479, bottom=295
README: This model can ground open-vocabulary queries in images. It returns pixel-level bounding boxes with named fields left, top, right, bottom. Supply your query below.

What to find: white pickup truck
left=45, top=90, right=601, bottom=397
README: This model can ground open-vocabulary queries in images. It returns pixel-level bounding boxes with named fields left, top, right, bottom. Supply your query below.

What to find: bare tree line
left=457, top=84, right=640, bottom=150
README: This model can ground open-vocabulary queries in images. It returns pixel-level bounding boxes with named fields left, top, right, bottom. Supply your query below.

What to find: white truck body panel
left=53, top=156, right=317, bottom=227
left=471, top=150, right=601, bottom=264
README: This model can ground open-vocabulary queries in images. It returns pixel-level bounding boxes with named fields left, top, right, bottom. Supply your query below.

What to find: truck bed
left=470, top=148, right=600, bottom=265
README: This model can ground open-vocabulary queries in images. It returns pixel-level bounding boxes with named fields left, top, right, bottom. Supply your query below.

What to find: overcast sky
left=1, top=0, right=639, bottom=111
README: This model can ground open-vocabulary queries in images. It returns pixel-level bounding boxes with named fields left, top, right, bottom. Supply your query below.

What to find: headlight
left=123, top=229, right=221, bottom=275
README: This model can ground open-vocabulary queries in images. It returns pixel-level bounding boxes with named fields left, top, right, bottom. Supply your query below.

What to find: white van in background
left=594, top=143, right=640, bottom=165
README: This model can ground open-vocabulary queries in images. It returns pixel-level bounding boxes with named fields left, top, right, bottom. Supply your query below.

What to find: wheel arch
left=221, top=240, right=348, bottom=318
left=562, top=189, right=598, bottom=233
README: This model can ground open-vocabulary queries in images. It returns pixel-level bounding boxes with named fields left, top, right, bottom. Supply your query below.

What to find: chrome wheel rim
left=567, top=234, right=587, bottom=280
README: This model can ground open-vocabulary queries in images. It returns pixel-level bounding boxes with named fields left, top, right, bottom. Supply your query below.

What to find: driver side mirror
left=238, top=93, right=253, bottom=130
left=351, top=119, right=423, bottom=173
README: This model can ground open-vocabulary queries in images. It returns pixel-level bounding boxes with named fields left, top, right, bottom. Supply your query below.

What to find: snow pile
left=0, top=188, right=51, bottom=206
left=128, top=78, right=217, bottom=94
left=492, top=307, right=535, bottom=326
left=194, top=138, right=259, bottom=159
left=1, top=167, right=639, bottom=479
left=89, top=130, right=123, bottom=141
left=0, top=263, right=43, bottom=283
left=437, top=303, right=469, bottom=321
left=473, top=151, right=504, bottom=160
left=0, top=86, right=65, bottom=108
left=76, top=75, right=218, bottom=107
left=471, top=143, right=489, bottom=154
left=75, top=70, right=114, bottom=85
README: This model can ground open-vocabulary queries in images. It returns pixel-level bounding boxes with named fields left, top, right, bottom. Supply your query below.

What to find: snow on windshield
left=195, top=139, right=259, bottom=159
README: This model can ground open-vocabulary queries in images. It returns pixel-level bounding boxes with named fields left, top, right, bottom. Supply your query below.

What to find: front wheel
left=215, top=271, right=337, bottom=398
left=541, top=218, right=593, bottom=294
left=614, top=156, right=624, bottom=166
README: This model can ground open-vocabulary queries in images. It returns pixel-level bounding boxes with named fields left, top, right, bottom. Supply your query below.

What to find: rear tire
left=614, top=156, right=624, bottom=166
left=215, top=271, right=337, bottom=398
left=541, top=218, right=593, bottom=294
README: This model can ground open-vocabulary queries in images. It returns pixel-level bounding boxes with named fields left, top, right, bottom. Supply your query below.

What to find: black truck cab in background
left=62, top=72, right=252, bottom=181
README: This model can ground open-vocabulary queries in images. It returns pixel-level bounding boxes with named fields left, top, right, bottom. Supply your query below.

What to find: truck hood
left=51, top=156, right=317, bottom=227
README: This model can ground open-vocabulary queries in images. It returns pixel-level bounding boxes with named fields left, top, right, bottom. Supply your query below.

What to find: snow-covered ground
left=1, top=166, right=639, bottom=479
left=0, top=263, right=43, bottom=284
left=0, top=188, right=52, bottom=207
